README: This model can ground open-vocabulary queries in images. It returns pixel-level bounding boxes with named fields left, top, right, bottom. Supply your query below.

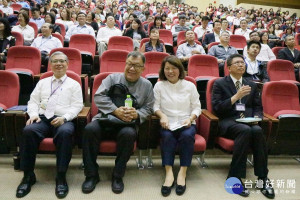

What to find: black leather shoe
left=82, top=176, right=100, bottom=194
left=175, top=180, right=186, bottom=196
left=259, top=178, right=275, bottom=199
left=239, top=180, right=250, bottom=197
left=55, top=178, right=69, bottom=199
left=161, top=181, right=174, bottom=197
left=16, top=174, right=36, bottom=198
left=112, top=177, right=124, bottom=194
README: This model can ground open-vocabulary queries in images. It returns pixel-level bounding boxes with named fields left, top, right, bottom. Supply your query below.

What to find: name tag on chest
left=236, top=103, right=246, bottom=111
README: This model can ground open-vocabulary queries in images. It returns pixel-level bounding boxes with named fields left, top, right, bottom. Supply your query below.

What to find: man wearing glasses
left=16, top=52, right=83, bottom=199
left=81, top=51, right=154, bottom=194
left=212, top=54, right=275, bottom=199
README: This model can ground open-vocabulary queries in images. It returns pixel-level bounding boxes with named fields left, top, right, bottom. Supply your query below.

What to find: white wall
left=219, top=0, right=237, bottom=8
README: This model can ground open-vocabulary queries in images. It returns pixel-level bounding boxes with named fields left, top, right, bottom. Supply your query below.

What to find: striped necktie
left=235, top=81, right=245, bottom=118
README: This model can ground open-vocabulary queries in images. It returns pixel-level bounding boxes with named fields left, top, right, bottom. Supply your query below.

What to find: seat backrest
left=0, top=70, right=20, bottom=109
left=143, top=52, right=169, bottom=77
left=91, top=72, right=113, bottom=117
left=48, top=48, right=82, bottom=75
left=100, top=50, right=129, bottom=73
left=55, top=23, right=66, bottom=37
left=11, top=31, right=24, bottom=46
left=69, top=34, right=96, bottom=57
left=11, top=3, right=22, bottom=12
left=207, top=42, right=220, bottom=51
left=229, top=35, right=247, bottom=49
left=206, top=77, right=221, bottom=113
left=224, top=61, right=230, bottom=76
left=262, top=81, right=300, bottom=116
left=52, top=33, right=64, bottom=46
left=139, top=38, right=164, bottom=49
left=188, top=55, right=219, bottom=78
left=184, top=76, right=196, bottom=86
left=40, top=70, right=82, bottom=86
left=271, top=47, right=285, bottom=59
left=107, top=36, right=134, bottom=52
left=295, top=33, right=300, bottom=46
left=28, top=22, right=38, bottom=38
left=6, top=46, right=41, bottom=75
left=158, top=29, right=173, bottom=45
left=177, top=31, right=198, bottom=45
left=267, top=59, right=296, bottom=81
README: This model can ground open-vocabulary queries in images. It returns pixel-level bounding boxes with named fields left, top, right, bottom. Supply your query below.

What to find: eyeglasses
left=51, top=59, right=66, bottom=64
left=126, top=62, right=144, bottom=70
left=231, top=61, right=245, bottom=66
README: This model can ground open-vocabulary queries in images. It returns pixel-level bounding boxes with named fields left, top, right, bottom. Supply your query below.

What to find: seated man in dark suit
left=212, top=54, right=275, bottom=199
left=202, top=20, right=221, bottom=49
left=278, top=35, right=300, bottom=81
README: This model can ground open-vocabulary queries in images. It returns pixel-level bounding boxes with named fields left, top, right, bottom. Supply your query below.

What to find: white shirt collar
left=230, top=75, right=243, bottom=85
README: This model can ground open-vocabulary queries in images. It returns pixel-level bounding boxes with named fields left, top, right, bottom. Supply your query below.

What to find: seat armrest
left=264, top=113, right=279, bottom=123
left=77, top=107, right=90, bottom=119
left=202, top=109, right=219, bottom=121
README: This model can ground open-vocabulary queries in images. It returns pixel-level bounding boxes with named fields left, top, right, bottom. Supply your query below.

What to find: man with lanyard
left=234, top=19, right=251, bottom=41
left=176, top=30, right=205, bottom=70
left=65, top=12, right=95, bottom=41
left=15, top=52, right=83, bottom=199
left=0, top=0, right=13, bottom=16
left=29, top=8, right=45, bottom=29
left=31, top=23, right=63, bottom=72
left=81, top=51, right=154, bottom=195
left=212, top=53, right=275, bottom=199
left=208, top=31, right=238, bottom=76
left=243, top=40, right=269, bottom=83
left=243, top=31, right=276, bottom=63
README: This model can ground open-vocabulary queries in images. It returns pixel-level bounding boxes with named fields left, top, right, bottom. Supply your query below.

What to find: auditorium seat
left=142, top=52, right=169, bottom=77
left=271, top=47, right=285, bottom=59
left=158, top=29, right=173, bottom=46
left=55, top=23, right=66, bottom=37
left=267, top=59, right=299, bottom=83
left=262, top=81, right=300, bottom=155
left=139, top=38, right=164, bottom=49
left=11, top=31, right=24, bottom=46
left=28, top=22, right=38, bottom=38
left=52, top=33, right=64, bottom=46
left=177, top=31, right=198, bottom=45
left=99, top=49, right=129, bottom=73
left=0, top=71, right=20, bottom=110
left=107, top=36, right=134, bottom=52
left=295, top=33, right=300, bottom=46
left=229, top=35, right=247, bottom=50
left=207, top=42, right=220, bottom=51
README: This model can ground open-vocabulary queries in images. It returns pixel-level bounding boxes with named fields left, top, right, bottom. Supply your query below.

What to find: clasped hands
left=26, top=116, right=65, bottom=127
left=235, top=85, right=251, bottom=100
left=113, top=106, right=138, bottom=122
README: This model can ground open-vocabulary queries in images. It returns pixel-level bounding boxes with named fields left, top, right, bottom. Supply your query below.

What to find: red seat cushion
left=39, top=138, right=56, bottom=152
left=274, top=110, right=300, bottom=118
left=215, top=137, right=234, bottom=152
left=194, top=134, right=206, bottom=152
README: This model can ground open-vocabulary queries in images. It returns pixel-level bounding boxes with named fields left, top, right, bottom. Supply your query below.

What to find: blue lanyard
left=49, top=76, right=68, bottom=98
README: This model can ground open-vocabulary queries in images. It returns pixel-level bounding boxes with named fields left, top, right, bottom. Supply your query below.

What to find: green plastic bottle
left=125, top=95, right=133, bottom=108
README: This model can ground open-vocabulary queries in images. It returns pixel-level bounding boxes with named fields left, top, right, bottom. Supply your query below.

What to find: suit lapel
left=225, top=76, right=236, bottom=95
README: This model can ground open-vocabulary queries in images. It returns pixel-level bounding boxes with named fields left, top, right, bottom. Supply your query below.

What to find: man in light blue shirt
left=65, top=12, right=95, bottom=41
left=29, top=8, right=45, bottom=29
left=17, top=0, right=30, bottom=9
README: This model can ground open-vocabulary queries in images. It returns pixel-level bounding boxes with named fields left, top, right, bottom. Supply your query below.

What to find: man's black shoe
left=55, top=178, right=69, bottom=199
left=82, top=176, right=100, bottom=194
left=112, top=176, right=124, bottom=194
left=16, top=174, right=36, bottom=198
left=259, top=178, right=275, bottom=199
left=238, top=179, right=250, bottom=197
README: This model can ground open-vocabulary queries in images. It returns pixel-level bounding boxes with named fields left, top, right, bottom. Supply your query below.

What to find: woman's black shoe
left=161, top=181, right=174, bottom=197
left=175, top=180, right=186, bottom=195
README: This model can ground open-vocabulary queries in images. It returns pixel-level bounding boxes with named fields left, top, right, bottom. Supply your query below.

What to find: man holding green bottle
left=81, top=51, right=154, bottom=195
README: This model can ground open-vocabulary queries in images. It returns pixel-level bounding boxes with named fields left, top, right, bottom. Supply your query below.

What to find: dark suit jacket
left=202, top=32, right=215, bottom=48
left=123, top=28, right=147, bottom=40
left=277, top=47, right=300, bottom=63
left=243, top=60, right=269, bottom=83
left=212, top=76, right=263, bottom=136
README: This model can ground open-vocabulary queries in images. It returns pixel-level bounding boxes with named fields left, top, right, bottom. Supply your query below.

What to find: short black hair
left=45, top=13, right=56, bottom=24
left=159, top=56, right=185, bottom=81
left=227, top=54, right=244, bottom=67
left=247, top=40, right=261, bottom=50
left=213, top=20, right=221, bottom=27
left=178, top=15, right=186, bottom=20
left=202, top=16, right=210, bottom=21
left=127, top=51, right=146, bottom=64
left=0, top=17, right=12, bottom=38
left=249, top=30, right=258, bottom=37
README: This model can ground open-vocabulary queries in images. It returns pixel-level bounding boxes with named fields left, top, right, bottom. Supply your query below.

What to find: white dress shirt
left=12, top=24, right=35, bottom=42
left=0, top=6, right=13, bottom=15
left=96, top=26, right=122, bottom=43
left=31, top=35, right=63, bottom=53
left=245, top=58, right=259, bottom=75
left=27, top=75, right=83, bottom=121
left=153, top=79, right=201, bottom=125
left=65, top=24, right=95, bottom=40
left=55, top=19, right=74, bottom=31
left=243, top=44, right=276, bottom=62
left=194, top=25, right=212, bottom=39
left=234, top=28, right=251, bottom=40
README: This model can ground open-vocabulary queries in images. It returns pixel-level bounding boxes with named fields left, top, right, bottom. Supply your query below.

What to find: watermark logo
left=225, top=177, right=243, bottom=194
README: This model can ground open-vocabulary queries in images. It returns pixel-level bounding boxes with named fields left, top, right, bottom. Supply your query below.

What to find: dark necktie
left=235, top=81, right=245, bottom=118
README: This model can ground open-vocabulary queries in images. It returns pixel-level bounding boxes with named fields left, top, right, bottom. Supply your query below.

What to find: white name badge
left=236, top=103, right=246, bottom=111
